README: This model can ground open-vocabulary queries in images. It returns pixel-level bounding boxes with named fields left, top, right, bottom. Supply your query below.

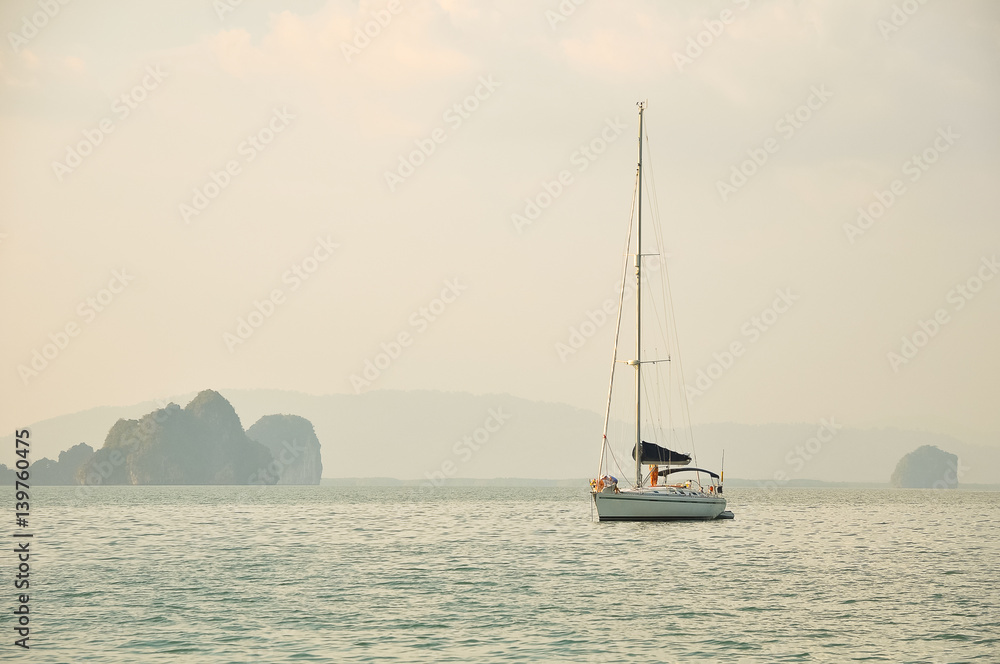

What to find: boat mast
left=634, top=101, right=645, bottom=490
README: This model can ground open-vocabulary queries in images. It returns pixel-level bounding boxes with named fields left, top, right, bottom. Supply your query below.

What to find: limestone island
left=2, top=390, right=322, bottom=486
left=890, top=445, right=959, bottom=489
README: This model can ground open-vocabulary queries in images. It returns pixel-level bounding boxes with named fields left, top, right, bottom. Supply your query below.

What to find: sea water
left=11, top=487, right=999, bottom=662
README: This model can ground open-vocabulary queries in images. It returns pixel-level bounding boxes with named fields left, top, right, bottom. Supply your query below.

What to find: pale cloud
left=21, top=49, right=41, bottom=71
left=0, top=49, right=41, bottom=88
left=559, top=28, right=660, bottom=75
left=64, top=55, right=86, bottom=73
left=204, top=3, right=474, bottom=88
left=0, top=48, right=90, bottom=91
left=207, top=28, right=271, bottom=78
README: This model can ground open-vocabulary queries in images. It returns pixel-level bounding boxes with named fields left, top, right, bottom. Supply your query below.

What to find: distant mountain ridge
left=2, top=389, right=998, bottom=484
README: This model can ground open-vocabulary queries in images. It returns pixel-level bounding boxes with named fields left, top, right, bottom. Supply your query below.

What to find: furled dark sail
left=631, top=441, right=691, bottom=465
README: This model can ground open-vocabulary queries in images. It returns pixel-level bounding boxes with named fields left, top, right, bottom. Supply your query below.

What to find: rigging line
left=650, top=350, right=665, bottom=439
left=651, top=347, right=670, bottom=445
left=639, top=119, right=673, bottom=453
left=606, top=380, right=629, bottom=481
left=654, top=348, right=671, bottom=445
left=646, top=114, right=701, bottom=478
left=665, top=360, right=675, bottom=446
left=640, top=370, right=658, bottom=450
left=649, top=218, right=672, bottom=350
left=662, top=246, right=701, bottom=475
left=643, top=118, right=666, bottom=263
left=640, top=127, right=673, bottom=403
left=598, top=168, right=639, bottom=478
left=646, top=360, right=667, bottom=438
left=612, top=365, right=635, bottom=482
left=645, top=117, right=688, bottom=417
left=643, top=311, right=672, bottom=446
left=607, top=427, right=628, bottom=482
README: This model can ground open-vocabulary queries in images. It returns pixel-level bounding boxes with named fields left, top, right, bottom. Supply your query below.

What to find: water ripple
left=14, top=486, right=1000, bottom=663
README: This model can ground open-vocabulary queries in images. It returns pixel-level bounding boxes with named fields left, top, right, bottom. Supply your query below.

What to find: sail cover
left=657, top=466, right=719, bottom=480
left=631, top=441, right=692, bottom=465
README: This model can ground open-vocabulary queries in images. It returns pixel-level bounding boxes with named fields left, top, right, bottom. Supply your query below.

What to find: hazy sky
left=2, top=0, right=998, bottom=443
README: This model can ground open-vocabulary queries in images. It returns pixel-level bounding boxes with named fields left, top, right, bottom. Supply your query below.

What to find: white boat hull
left=593, top=488, right=726, bottom=521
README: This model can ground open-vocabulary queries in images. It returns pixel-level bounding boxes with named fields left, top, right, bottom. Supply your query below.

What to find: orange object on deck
left=649, top=464, right=658, bottom=487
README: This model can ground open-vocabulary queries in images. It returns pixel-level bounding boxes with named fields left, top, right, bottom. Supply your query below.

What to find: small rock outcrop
left=1, top=443, right=96, bottom=485
left=246, top=414, right=323, bottom=484
left=890, top=445, right=959, bottom=489
left=32, top=443, right=95, bottom=484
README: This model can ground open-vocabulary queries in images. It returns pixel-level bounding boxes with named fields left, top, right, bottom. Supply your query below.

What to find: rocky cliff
left=77, top=390, right=278, bottom=485
left=246, top=414, right=323, bottom=484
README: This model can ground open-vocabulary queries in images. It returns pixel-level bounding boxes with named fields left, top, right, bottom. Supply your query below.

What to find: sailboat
left=591, top=102, right=731, bottom=521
